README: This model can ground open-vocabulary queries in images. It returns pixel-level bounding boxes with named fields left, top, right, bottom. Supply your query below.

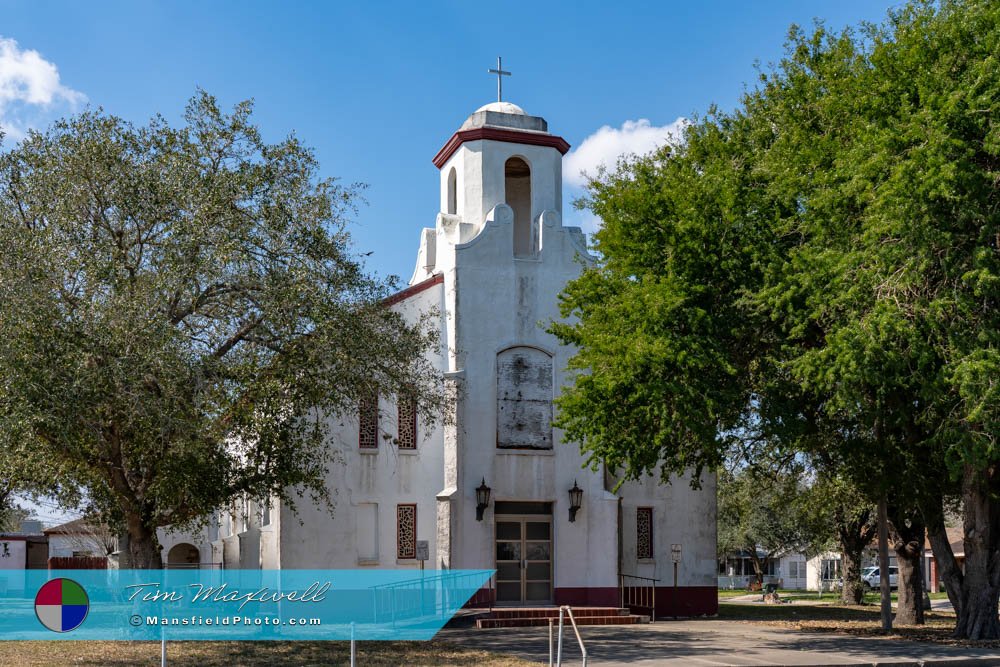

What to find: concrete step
left=485, top=606, right=631, bottom=619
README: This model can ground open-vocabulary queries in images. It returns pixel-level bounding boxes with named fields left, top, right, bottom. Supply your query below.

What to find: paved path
left=438, top=619, right=1000, bottom=666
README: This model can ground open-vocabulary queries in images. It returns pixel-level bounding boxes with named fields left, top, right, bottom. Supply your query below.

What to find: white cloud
left=0, top=36, right=85, bottom=141
left=563, top=117, right=688, bottom=189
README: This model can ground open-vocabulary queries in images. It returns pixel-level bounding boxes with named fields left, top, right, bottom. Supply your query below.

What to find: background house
left=0, top=520, right=48, bottom=594
left=718, top=550, right=843, bottom=592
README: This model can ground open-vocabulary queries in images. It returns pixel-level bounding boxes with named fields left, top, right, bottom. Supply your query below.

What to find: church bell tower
left=420, top=99, right=569, bottom=269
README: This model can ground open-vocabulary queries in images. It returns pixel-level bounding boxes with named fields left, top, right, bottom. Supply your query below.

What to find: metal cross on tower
left=487, top=56, right=511, bottom=102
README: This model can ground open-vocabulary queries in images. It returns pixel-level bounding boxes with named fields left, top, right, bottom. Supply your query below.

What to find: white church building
left=162, top=99, right=718, bottom=616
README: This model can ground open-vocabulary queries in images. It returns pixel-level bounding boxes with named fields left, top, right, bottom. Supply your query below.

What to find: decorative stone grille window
left=637, top=507, right=653, bottom=560
left=396, top=504, right=416, bottom=559
left=397, top=398, right=417, bottom=450
left=359, top=392, right=378, bottom=449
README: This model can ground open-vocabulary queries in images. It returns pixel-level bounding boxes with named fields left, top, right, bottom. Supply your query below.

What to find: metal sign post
left=671, top=544, right=682, bottom=620
left=416, top=540, right=429, bottom=613
left=416, top=540, right=429, bottom=564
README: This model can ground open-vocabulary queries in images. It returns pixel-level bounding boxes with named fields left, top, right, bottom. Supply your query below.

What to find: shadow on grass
left=717, top=601, right=886, bottom=622
left=0, top=640, right=536, bottom=667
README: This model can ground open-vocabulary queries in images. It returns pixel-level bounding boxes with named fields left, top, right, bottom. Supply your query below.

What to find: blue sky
left=1, top=1, right=900, bottom=301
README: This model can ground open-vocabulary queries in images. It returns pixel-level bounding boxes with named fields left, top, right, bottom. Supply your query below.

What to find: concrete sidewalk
left=437, top=619, right=1000, bottom=666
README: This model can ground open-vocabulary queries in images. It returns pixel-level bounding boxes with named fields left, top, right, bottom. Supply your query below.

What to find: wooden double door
left=495, top=516, right=552, bottom=604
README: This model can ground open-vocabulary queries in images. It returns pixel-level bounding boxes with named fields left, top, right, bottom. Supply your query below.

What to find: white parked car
left=862, top=565, right=898, bottom=590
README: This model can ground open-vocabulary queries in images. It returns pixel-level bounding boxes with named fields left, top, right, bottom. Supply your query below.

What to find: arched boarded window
left=447, top=167, right=457, bottom=215
left=505, top=157, right=533, bottom=257
left=496, top=347, right=552, bottom=449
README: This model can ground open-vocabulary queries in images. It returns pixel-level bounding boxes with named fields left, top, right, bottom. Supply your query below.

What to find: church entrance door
left=494, top=516, right=552, bottom=604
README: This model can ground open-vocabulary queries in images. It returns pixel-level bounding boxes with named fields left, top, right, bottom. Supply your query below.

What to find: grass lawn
left=720, top=589, right=953, bottom=604
left=0, top=640, right=537, bottom=666
left=718, top=589, right=854, bottom=602
left=717, top=588, right=757, bottom=598
left=716, top=601, right=994, bottom=647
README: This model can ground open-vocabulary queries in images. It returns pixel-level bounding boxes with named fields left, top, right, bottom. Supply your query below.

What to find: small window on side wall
left=357, top=503, right=378, bottom=562
left=637, top=507, right=653, bottom=560
left=397, top=504, right=416, bottom=559
left=359, top=391, right=378, bottom=449
left=397, top=397, right=417, bottom=449
left=447, top=167, right=457, bottom=215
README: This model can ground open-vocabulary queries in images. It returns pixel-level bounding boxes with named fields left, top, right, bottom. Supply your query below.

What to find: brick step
left=476, top=613, right=649, bottom=628
left=484, top=607, right=631, bottom=619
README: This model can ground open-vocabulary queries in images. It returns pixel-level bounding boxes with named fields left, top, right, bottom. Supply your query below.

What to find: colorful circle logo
left=34, top=578, right=89, bottom=633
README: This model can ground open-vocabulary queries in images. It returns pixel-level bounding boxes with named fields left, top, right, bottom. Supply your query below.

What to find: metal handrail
left=371, top=570, right=493, bottom=625
left=549, top=605, right=588, bottom=667
left=620, top=573, right=659, bottom=620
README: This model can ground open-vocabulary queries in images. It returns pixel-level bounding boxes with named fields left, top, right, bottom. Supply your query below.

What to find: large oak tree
left=552, top=0, right=999, bottom=638
left=0, top=93, right=442, bottom=568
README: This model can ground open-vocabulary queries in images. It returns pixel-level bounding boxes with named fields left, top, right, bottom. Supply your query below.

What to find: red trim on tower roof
left=382, top=273, right=444, bottom=307
left=432, top=128, right=571, bottom=168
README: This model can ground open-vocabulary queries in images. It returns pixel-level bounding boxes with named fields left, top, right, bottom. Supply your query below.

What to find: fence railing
left=371, top=570, right=492, bottom=626
left=619, top=573, right=659, bottom=620
left=464, top=575, right=494, bottom=610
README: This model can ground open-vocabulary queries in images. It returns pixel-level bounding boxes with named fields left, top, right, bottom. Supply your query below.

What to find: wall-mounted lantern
left=475, top=478, right=492, bottom=521
left=568, top=480, right=583, bottom=522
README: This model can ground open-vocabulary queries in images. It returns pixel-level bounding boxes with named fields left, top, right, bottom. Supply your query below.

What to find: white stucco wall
left=617, top=473, right=718, bottom=588
left=276, top=282, right=447, bottom=570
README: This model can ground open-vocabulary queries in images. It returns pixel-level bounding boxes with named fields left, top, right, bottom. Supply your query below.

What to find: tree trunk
left=748, top=550, right=765, bottom=589
left=888, top=508, right=925, bottom=625
left=126, top=514, right=163, bottom=569
left=954, top=464, right=1000, bottom=640
left=924, top=496, right=963, bottom=617
left=838, top=510, right=876, bottom=606
left=840, top=544, right=866, bottom=605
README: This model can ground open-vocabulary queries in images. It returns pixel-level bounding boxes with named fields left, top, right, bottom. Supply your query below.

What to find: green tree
left=552, top=0, right=999, bottom=638
left=0, top=93, right=442, bottom=568
left=718, top=465, right=818, bottom=589
left=799, top=472, right=877, bottom=605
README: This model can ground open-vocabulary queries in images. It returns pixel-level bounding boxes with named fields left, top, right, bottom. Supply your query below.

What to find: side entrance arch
left=166, top=542, right=200, bottom=566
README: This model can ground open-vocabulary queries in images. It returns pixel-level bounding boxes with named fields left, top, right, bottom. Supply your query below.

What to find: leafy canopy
left=550, top=0, right=1000, bottom=495
left=0, top=92, right=442, bottom=544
